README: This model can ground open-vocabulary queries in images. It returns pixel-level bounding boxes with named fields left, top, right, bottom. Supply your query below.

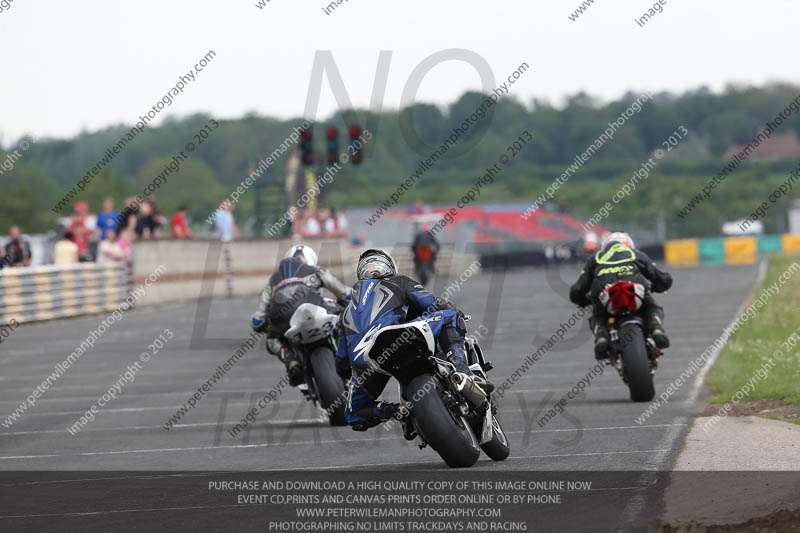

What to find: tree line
left=2, top=83, right=799, bottom=238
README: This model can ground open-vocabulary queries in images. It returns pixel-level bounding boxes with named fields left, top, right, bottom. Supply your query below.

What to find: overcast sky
left=1, top=0, right=798, bottom=144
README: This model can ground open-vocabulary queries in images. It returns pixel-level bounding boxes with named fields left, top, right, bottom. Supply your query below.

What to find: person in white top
left=214, top=200, right=240, bottom=242
left=53, top=232, right=79, bottom=265
left=96, top=229, right=124, bottom=264
left=302, top=211, right=321, bottom=236
left=335, top=208, right=348, bottom=233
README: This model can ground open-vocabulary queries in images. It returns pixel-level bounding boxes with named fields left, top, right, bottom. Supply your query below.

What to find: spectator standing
left=148, top=197, right=168, bottom=238
left=136, top=201, right=158, bottom=239
left=116, top=198, right=139, bottom=235
left=97, top=229, right=124, bottom=264
left=69, top=202, right=92, bottom=261
left=53, top=231, right=79, bottom=265
left=96, top=198, right=119, bottom=241
left=301, top=210, right=321, bottom=237
left=319, top=208, right=336, bottom=235
left=4, top=226, right=32, bottom=267
left=213, top=200, right=239, bottom=298
left=334, top=208, right=349, bottom=235
left=171, top=205, right=192, bottom=238
left=214, top=200, right=239, bottom=242
left=117, top=229, right=134, bottom=262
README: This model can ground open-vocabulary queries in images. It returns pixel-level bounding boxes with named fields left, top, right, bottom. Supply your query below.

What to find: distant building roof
left=723, top=131, right=800, bottom=161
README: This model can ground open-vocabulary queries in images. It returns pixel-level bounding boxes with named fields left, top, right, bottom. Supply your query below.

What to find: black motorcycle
left=599, top=281, right=662, bottom=402
left=360, top=316, right=510, bottom=468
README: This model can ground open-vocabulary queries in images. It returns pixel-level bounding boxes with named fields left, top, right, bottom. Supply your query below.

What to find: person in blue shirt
left=95, top=198, right=120, bottom=241
left=214, top=200, right=240, bottom=242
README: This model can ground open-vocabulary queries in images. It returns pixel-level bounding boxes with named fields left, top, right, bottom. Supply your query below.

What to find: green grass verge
left=706, top=253, right=800, bottom=405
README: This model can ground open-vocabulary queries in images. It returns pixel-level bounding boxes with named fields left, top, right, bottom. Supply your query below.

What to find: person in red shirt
left=69, top=202, right=91, bottom=261
left=171, top=205, right=192, bottom=239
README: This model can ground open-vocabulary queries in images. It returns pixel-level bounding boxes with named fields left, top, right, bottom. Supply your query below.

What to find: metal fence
left=0, top=262, right=131, bottom=326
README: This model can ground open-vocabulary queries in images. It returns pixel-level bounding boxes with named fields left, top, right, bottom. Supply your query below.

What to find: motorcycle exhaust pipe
left=451, top=373, right=488, bottom=410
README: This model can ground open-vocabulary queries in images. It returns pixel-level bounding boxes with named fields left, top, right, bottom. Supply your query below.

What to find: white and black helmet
left=357, top=249, right=397, bottom=280
left=602, top=231, right=635, bottom=249
left=285, top=244, right=318, bottom=266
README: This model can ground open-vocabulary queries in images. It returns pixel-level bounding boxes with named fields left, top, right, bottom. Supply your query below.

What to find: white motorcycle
left=285, top=301, right=347, bottom=425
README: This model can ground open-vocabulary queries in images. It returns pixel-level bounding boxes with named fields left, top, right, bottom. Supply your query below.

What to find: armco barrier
left=664, top=234, right=800, bottom=267
left=0, top=263, right=130, bottom=326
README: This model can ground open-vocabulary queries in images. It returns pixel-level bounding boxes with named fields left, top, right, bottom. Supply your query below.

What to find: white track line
left=0, top=419, right=324, bottom=436
left=508, top=449, right=670, bottom=461
left=621, top=261, right=765, bottom=524
left=0, top=470, right=240, bottom=487
left=0, top=421, right=685, bottom=438
left=683, top=260, right=767, bottom=407
left=0, top=425, right=685, bottom=459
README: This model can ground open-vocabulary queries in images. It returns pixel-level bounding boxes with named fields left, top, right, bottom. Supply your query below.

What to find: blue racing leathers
left=336, top=275, right=467, bottom=430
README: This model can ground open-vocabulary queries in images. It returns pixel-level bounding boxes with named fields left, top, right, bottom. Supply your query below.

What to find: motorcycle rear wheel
left=619, top=323, right=655, bottom=402
left=407, top=374, right=480, bottom=468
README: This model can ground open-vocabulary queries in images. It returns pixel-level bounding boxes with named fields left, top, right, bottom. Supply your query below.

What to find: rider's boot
left=446, top=345, right=494, bottom=393
left=394, top=403, right=417, bottom=440
left=351, top=401, right=401, bottom=432
left=649, top=315, right=670, bottom=349
left=280, top=347, right=304, bottom=387
left=593, top=324, right=611, bottom=360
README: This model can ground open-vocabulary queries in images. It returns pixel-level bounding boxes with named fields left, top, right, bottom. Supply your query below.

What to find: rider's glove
left=251, top=315, right=269, bottom=334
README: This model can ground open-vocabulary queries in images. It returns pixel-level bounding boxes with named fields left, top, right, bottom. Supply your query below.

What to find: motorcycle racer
left=335, top=248, right=491, bottom=431
left=569, top=232, right=673, bottom=360
left=250, top=244, right=350, bottom=386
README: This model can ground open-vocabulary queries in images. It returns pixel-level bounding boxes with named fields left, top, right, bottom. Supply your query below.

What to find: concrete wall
left=1, top=238, right=481, bottom=324
left=131, top=238, right=478, bottom=307
left=131, top=238, right=359, bottom=307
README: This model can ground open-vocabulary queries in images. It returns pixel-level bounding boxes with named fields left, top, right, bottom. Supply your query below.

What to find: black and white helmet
left=285, top=244, right=318, bottom=266
left=357, top=249, right=397, bottom=280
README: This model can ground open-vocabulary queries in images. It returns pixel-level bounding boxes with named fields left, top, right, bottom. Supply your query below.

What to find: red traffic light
left=349, top=125, right=361, bottom=139
left=300, top=127, right=312, bottom=140
left=326, top=127, right=338, bottom=140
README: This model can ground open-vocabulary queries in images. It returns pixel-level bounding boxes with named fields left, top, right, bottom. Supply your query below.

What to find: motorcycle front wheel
left=309, top=347, right=347, bottom=426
